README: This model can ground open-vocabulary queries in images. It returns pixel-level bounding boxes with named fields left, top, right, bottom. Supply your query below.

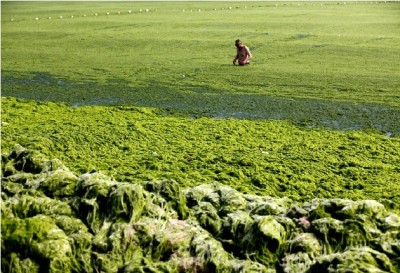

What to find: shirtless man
left=233, top=39, right=252, bottom=66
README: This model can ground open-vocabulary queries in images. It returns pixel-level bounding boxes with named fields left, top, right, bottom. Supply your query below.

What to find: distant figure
left=233, top=39, right=252, bottom=66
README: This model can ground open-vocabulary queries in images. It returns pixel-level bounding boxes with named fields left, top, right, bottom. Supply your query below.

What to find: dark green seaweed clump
left=2, top=145, right=399, bottom=272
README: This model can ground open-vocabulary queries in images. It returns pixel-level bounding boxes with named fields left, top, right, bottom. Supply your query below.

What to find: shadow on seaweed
left=1, top=70, right=399, bottom=137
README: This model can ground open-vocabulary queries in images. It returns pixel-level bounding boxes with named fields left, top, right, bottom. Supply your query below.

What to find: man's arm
left=233, top=52, right=239, bottom=65
left=245, top=46, right=252, bottom=59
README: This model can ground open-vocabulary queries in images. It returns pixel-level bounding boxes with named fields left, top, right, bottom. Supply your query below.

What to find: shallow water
left=2, top=71, right=399, bottom=136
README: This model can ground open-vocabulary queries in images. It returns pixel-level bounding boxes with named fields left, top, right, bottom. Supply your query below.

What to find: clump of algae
left=2, top=145, right=399, bottom=272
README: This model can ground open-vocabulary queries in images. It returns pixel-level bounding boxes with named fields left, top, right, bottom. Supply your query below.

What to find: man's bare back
left=233, top=39, right=252, bottom=66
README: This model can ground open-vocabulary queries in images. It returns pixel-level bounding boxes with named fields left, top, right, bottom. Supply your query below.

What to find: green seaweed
left=189, top=231, right=233, bottom=272
left=309, top=247, right=396, bottom=273
left=286, top=233, right=322, bottom=257
left=280, top=252, right=314, bottom=273
left=52, top=215, right=93, bottom=272
left=74, top=172, right=116, bottom=233
left=2, top=2, right=400, bottom=272
left=242, top=215, right=287, bottom=266
left=38, top=168, right=78, bottom=198
left=2, top=97, right=400, bottom=206
left=107, top=183, right=146, bottom=223
left=193, top=201, right=222, bottom=235
left=1, top=146, right=400, bottom=272
left=219, top=210, right=254, bottom=257
left=7, top=194, right=73, bottom=218
left=2, top=215, right=73, bottom=273
left=9, top=144, right=49, bottom=174
left=144, top=180, right=189, bottom=220
left=217, top=184, right=247, bottom=217
left=2, top=252, right=41, bottom=273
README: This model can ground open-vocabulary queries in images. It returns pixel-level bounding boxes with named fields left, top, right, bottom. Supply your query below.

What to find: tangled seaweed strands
left=1, top=145, right=400, bottom=273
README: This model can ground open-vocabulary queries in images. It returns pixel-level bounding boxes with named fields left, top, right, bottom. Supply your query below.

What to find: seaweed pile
left=2, top=145, right=399, bottom=272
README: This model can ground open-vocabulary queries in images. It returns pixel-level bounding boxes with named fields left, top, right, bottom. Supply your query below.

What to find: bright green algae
left=2, top=97, right=400, bottom=205
left=1, top=145, right=400, bottom=272
left=2, top=2, right=400, bottom=271
left=2, top=2, right=400, bottom=135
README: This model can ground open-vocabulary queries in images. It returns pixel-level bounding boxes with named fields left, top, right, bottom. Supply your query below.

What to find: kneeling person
left=233, top=39, right=252, bottom=66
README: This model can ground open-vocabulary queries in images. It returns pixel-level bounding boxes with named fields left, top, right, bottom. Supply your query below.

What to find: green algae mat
left=2, top=145, right=400, bottom=272
left=2, top=1, right=400, bottom=134
left=2, top=1, right=400, bottom=272
left=2, top=97, right=400, bottom=205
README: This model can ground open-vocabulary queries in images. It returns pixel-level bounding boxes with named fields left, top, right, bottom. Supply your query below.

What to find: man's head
left=235, top=39, right=243, bottom=48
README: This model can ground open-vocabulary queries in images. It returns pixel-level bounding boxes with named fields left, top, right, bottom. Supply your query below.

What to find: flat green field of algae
left=2, top=97, right=400, bottom=206
left=2, top=2, right=400, bottom=136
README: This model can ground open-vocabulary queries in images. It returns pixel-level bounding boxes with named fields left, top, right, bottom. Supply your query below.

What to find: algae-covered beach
left=1, top=1, right=400, bottom=272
